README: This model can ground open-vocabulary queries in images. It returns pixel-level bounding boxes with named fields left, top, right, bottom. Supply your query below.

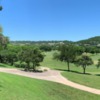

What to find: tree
left=18, top=47, right=44, bottom=71
left=18, top=48, right=31, bottom=71
left=54, top=44, right=77, bottom=71
left=0, top=0, right=3, bottom=11
left=39, top=45, right=52, bottom=51
left=0, top=6, right=2, bottom=11
left=96, top=59, right=100, bottom=68
left=0, top=50, right=17, bottom=65
left=31, top=48, right=44, bottom=71
left=0, top=26, right=9, bottom=50
left=75, top=53, right=93, bottom=74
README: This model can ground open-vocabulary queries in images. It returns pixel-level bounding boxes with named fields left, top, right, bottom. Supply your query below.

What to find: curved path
left=0, top=67, right=100, bottom=95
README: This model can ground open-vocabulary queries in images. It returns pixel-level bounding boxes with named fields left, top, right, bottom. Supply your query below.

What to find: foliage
left=18, top=47, right=44, bottom=71
left=77, top=36, right=100, bottom=46
left=0, top=33, right=9, bottom=50
left=53, top=45, right=78, bottom=71
left=0, top=50, right=17, bottom=65
left=39, top=44, right=52, bottom=51
left=0, top=6, right=2, bottom=11
left=96, top=59, right=100, bottom=68
left=75, top=53, right=93, bottom=74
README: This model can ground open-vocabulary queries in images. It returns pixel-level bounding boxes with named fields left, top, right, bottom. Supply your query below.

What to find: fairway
left=0, top=72, right=100, bottom=100
left=1, top=0, right=100, bottom=99
left=41, top=51, right=100, bottom=89
left=62, top=71, right=100, bottom=89
left=41, top=51, right=100, bottom=72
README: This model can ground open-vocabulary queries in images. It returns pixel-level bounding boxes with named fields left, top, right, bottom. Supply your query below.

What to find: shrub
left=14, top=62, right=20, bottom=68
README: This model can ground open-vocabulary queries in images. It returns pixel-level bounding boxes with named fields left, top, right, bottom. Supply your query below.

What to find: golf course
left=0, top=50, right=100, bottom=100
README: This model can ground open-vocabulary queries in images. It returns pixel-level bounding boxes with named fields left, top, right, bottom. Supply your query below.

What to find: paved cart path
left=0, top=67, right=100, bottom=95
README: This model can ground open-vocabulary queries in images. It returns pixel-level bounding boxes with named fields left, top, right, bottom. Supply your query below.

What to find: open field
left=0, top=72, right=100, bottom=100
left=41, top=51, right=100, bottom=72
left=0, top=51, right=100, bottom=100
left=41, top=51, right=100, bottom=89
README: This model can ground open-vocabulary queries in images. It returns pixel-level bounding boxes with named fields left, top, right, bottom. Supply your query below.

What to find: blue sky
left=0, top=0, right=100, bottom=41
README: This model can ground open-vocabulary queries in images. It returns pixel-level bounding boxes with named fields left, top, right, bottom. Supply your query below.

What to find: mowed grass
left=41, top=51, right=100, bottom=73
left=0, top=72, right=99, bottom=100
left=0, top=63, right=15, bottom=68
left=62, top=72, right=100, bottom=89
left=41, top=51, right=68, bottom=70
left=41, top=51, right=100, bottom=89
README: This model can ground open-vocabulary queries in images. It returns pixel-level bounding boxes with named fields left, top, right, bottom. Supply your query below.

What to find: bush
left=20, top=63, right=27, bottom=68
left=14, top=62, right=20, bottom=68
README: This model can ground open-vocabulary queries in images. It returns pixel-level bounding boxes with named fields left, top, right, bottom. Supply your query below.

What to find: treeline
left=0, top=33, right=100, bottom=73
left=0, top=45, right=45, bottom=71
left=11, top=40, right=72, bottom=45
left=0, top=33, right=45, bottom=71
left=11, top=36, right=100, bottom=46
left=53, top=44, right=100, bottom=74
left=0, top=43, right=99, bottom=72
left=76, top=36, right=100, bottom=46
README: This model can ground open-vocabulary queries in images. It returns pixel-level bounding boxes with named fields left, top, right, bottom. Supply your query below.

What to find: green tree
left=18, top=47, right=44, bottom=71
left=75, top=54, right=93, bottom=74
left=31, top=48, right=44, bottom=71
left=54, top=45, right=77, bottom=71
left=96, top=59, right=100, bottom=68
left=39, top=45, right=52, bottom=51
left=18, top=48, right=31, bottom=71
left=0, top=50, right=17, bottom=65
left=0, top=26, right=9, bottom=49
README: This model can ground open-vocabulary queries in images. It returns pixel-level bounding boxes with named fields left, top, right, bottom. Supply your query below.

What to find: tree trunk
left=25, top=62, right=30, bottom=71
left=67, top=62, right=70, bottom=71
left=24, top=65, right=27, bottom=71
left=32, top=63, right=36, bottom=72
left=27, top=62, right=30, bottom=71
left=11, top=61, right=13, bottom=66
left=83, top=65, right=86, bottom=74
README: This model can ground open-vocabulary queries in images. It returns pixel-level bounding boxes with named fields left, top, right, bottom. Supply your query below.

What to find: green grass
left=41, top=51, right=100, bottom=73
left=0, top=63, right=15, bottom=68
left=0, top=72, right=100, bottom=100
left=41, top=51, right=100, bottom=89
left=90, top=53, right=100, bottom=61
left=41, top=51, right=68, bottom=70
left=0, top=51, right=100, bottom=99
left=62, top=71, right=100, bottom=89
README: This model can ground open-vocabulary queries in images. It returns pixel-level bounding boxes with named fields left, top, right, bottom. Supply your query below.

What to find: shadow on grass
left=54, top=68, right=91, bottom=75
left=54, top=68, right=68, bottom=72
left=0, top=63, right=14, bottom=68
left=0, top=63, right=7, bottom=67
left=95, top=74, right=100, bottom=76
left=0, top=84, right=3, bottom=91
left=20, top=69, right=43, bottom=73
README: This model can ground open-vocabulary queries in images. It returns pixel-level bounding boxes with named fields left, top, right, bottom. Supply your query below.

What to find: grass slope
left=0, top=72, right=100, bottom=100
left=62, top=71, right=100, bottom=89
left=0, top=63, right=15, bottom=68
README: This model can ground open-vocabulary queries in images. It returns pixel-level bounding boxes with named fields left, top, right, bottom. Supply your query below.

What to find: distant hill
left=76, top=36, right=100, bottom=46
left=10, top=36, right=100, bottom=46
left=10, top=40, right=73, bottom=45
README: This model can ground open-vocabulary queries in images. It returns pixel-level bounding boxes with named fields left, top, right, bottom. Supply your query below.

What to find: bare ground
left=0, top=67, right=100, bottom=95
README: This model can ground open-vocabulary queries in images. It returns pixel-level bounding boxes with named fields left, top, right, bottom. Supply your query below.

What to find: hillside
left=10, top=40, right=73, bottom=45
left=76, top=36, right=100, bottom=46
left=10, top=36, right=100, bottom=46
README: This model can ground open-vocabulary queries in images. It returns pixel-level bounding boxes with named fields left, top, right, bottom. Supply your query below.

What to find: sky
left=0, top=0, right=100, bottom=41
